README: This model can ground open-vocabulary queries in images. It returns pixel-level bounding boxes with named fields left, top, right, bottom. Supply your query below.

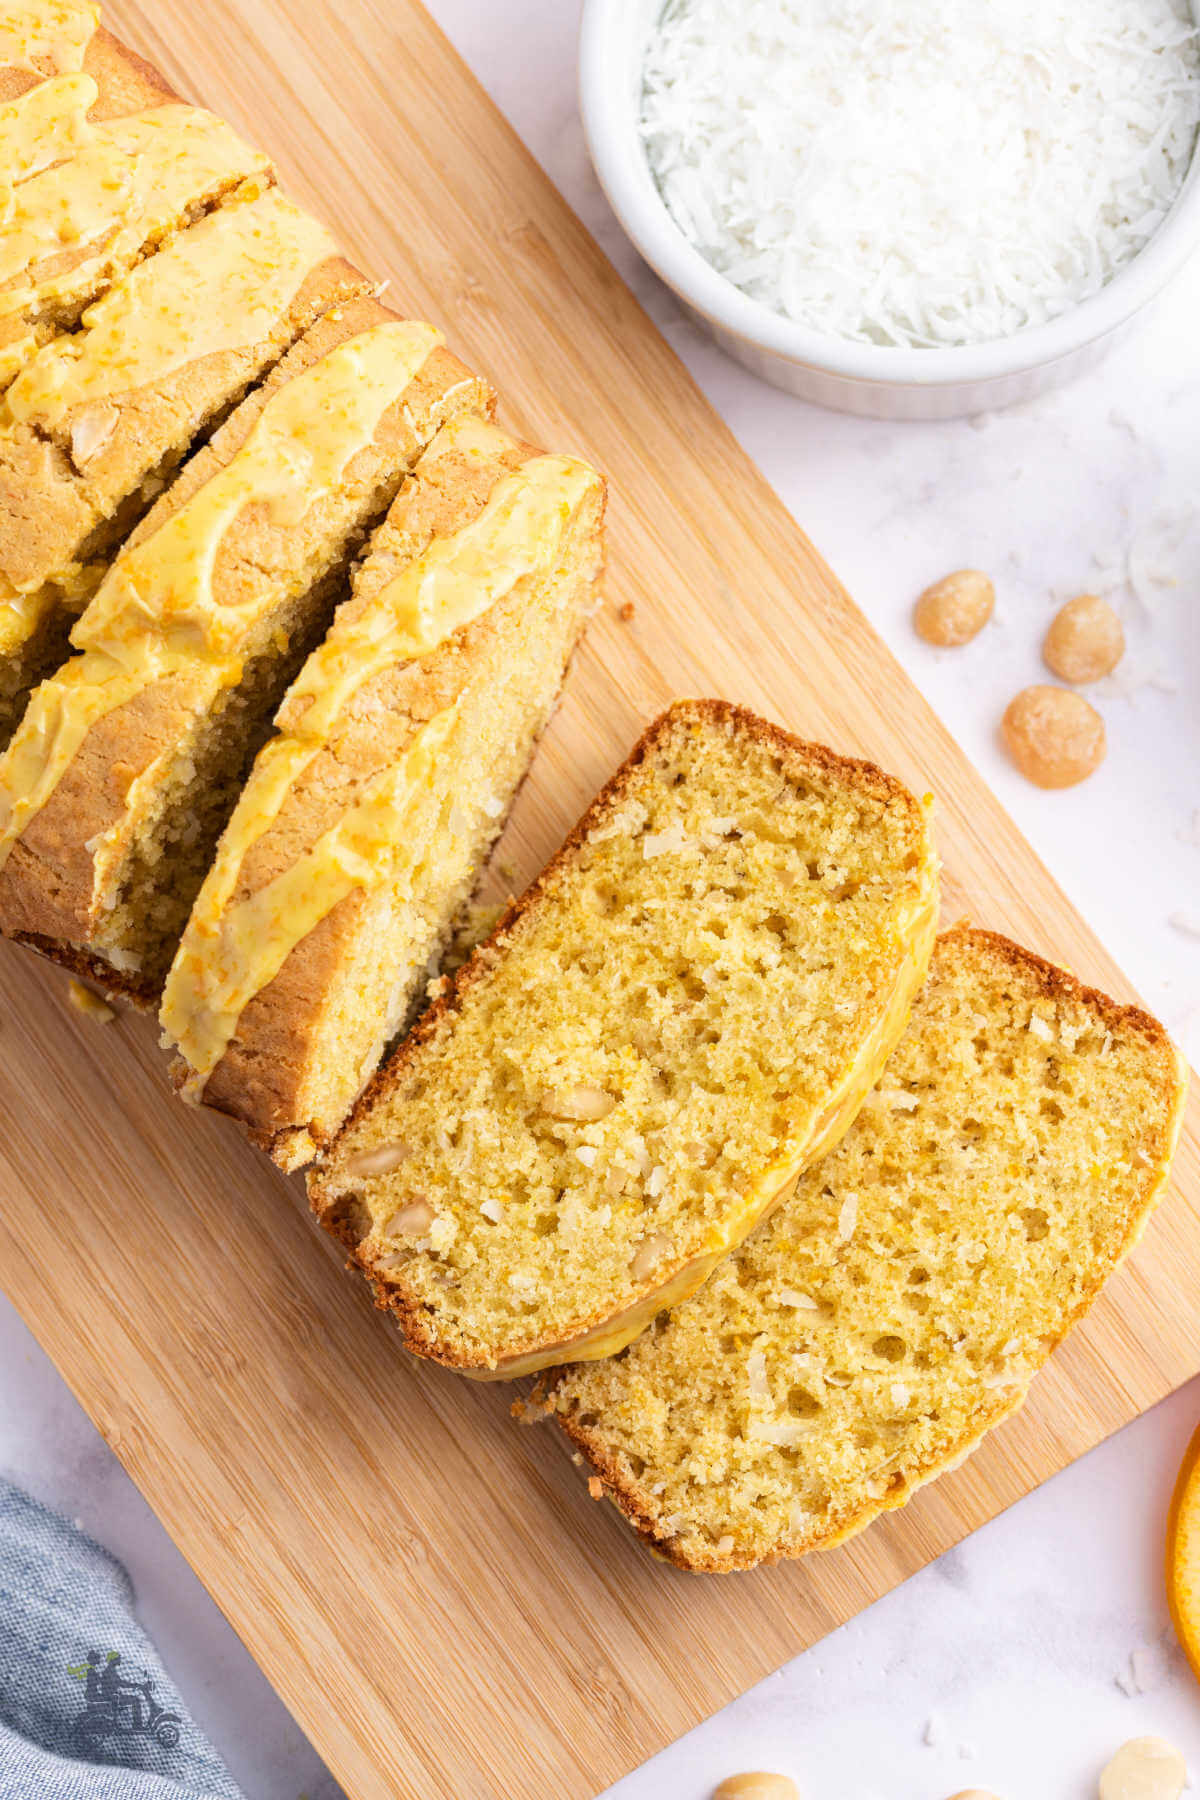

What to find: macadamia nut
left=914, top=569, right=995, bottom=646
left=1043, top=594, right=1124, bottom=684
left=1001, top=686, right=1105, bottom=789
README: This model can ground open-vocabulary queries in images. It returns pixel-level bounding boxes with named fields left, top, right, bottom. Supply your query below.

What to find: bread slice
left=0, top=182, right=367, bottom=743
left=0, top=297, right=492, bottom=999
left=546, top=926, right=1188, bottom=1571
left=162, top=412, right=606, bottom=1170
left=0, top=29, right=271, bottom=385
left=310, top=700, right=939, bottom=1378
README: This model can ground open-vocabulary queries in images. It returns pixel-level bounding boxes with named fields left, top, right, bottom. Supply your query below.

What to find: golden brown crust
left=80, top=27, right=180, bottom=117
left=11, top=931, right=156, bottom=1007
left=550, top=923, right=1187, bottom=1572
left=0, top=299, right=493, bottom=977
left=309, top=697, right=935, bottom=1369
left=0, top=27, right=177, bottom=111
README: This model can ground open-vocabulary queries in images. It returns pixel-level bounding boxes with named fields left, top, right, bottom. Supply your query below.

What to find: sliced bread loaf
left=546, top=926, right=1188, bottom=1571
left=309, top=700, right=939, bottom=1377
left=0, top=297, right=492, bottom=997
left=0, top=182, right=366, bottom=742
left=162, top=411, right=605, bottom=1170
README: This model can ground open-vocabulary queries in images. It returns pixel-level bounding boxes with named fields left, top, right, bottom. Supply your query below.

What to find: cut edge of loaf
left=309, top=697, right=939, bottom=1376
left=546, top=923, right=1189, bottom=1572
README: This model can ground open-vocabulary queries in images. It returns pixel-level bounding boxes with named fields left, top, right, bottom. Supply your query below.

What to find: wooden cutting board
left=1, top=3, right=1196, bottom=1796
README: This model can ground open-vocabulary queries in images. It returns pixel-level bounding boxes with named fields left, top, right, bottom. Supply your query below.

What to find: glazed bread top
left=0, top=182, right=359, bottom=633
left=549, top=927, right=1188, bottom=1571
left=0, top=23, right=270, bottom=384
left=0, top=4, right=101, bottom=84
left=310, top=699, right=939, bottom=1377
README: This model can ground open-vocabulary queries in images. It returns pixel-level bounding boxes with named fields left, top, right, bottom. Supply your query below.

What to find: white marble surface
left=3, top=4, right=1200, bottom=1797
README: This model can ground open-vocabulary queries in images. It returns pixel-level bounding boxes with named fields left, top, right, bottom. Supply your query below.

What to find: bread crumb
left=619, top=601, right=636, bottom=622
left=67, top=980, right=115, bottom=1025
left=587, top=1476, right=604, bottom=1499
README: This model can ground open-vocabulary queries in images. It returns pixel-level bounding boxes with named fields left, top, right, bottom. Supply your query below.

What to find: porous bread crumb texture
left=0, top=562, right=100, bottom=745
left=96, top=563, right=350, bottom=986
left=206, top=459, right=606, bottom=1169
left=550, top=926, right=1186, bottom=1572
left=311, top=699, right=935, bottom=1372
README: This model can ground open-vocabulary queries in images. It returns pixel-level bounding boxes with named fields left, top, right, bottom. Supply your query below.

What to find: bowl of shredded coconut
left=580, top=0, right=1200, bottom=417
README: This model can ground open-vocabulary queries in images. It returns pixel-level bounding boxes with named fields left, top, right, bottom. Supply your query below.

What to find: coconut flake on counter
left=1072, top=501, right=1200, bottom=701
left=640, top=0, right=1200, bottom=350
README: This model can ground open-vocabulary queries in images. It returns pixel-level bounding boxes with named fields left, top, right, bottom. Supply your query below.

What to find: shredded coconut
left=641, top=0, right=1200, bottom=348
left=642, top=822, right=690, bottom=859
left=875, top=1087, right=919, bottom=1111
left=747, top=1348, right=771, bottom=1402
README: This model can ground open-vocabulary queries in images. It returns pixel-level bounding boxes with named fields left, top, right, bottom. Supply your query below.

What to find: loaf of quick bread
left=161, top=412, right=605, bottom=1170
left=546, top=927, right=1188, bottom=1571
left=0, top=298, right=492, bottom=998
left=309, top=700, right=939, bottom=1378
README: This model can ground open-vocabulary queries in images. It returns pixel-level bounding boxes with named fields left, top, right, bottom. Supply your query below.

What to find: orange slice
left=1166, top=1421, right=1200, bottom=1679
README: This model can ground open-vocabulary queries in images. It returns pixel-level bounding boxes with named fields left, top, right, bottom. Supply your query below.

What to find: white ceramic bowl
left=579, top=0, right=1200, bottom=419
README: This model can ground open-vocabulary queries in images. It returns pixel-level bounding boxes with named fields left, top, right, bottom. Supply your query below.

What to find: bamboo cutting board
left=1, top=3, right=1197, bottom=1796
